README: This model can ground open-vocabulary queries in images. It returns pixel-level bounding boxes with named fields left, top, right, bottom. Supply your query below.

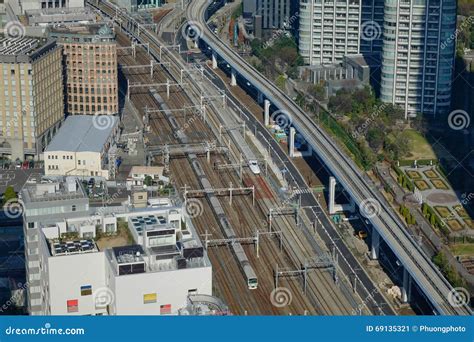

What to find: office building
left=299, top=0, right=360, bottom=65
left=380, top=0, right=457, bottom=117
left=243, top=0, right=295, bottom=35
left=0, top=37, right=64, bottom=160
left=299, top=0, right=384, bottom=66
left=111, top=0, right=162, bottom=12
left=8, top=0, right=85, bottom=15
left=44, top=115, right=119, bottom=180
left=22, top=178, right=213, bottom=315
left=48, top=24, right=119, bottom=116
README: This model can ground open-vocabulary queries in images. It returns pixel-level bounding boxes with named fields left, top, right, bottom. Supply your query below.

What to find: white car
left=248, top=160, right=261, bottom=175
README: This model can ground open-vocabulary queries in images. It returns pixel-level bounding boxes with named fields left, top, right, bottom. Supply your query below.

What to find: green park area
left=402, top=130, right=437, bottom=160
left=451, top=243, right=474, bottom=256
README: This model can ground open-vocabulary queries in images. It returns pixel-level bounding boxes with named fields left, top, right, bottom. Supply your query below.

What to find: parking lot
left=0, top=168, right=44, bottom=194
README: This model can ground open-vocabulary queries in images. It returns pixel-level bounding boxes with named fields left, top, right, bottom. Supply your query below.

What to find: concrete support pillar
left=166, top=79, right=170, bottom=99
left=289, top=127, right=296, bottom=158
left=127, top=79, right=130, bottom=100
left=212, top=53, right=217, bottom=69
left=230, top=70, right=237, bottom=86
left=264, top=99, right=271, bottom=126
left=370, top=229, right=380, bottom=260
left=401, top=269, right=411, bottom=303
left=150, top=60, right=154, bottom=78
left=329, top=176, right=336, bottom=215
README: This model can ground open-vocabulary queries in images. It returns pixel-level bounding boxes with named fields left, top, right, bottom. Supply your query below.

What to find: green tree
left=367, top=128, right=385, bottom=151
left=2, top=186, right=16, bottom=205
left=144, top=175, right=153, bottom=187
left=309, top=83, right=326, bottom=102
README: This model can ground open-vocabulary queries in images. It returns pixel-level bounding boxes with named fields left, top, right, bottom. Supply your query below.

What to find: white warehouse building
left=44, top=115, right=119, bottom=180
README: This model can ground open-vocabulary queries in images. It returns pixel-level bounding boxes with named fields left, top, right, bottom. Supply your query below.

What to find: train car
left=150, top=87, right=258, bottom=290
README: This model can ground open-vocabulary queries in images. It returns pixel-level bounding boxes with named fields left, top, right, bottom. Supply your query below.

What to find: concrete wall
left=109, top=265, right=212, bottom=315
left=47, top=251, right=107, bottom=315
left=44, top=150, right=109, bottom=179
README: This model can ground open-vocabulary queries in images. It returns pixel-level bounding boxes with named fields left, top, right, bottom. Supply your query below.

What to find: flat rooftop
left=21, top=178, right=87, bottom=204
left=45, top=115, right=118, bottom=153
left=0, top=37, right=43, bottom=56
left=50, top=238, right=98, bottom=257
left=49, top=24, right=115, bottom=38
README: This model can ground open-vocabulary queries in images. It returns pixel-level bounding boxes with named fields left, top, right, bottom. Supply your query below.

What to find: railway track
left=115, top=29, right=356, bottom=314
left=116, top=35, right=317, bottom=314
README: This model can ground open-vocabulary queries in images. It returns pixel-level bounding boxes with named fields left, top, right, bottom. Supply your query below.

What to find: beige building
left=0, top=36, right=64, bottom=160
left=48, top=24, right=118, bottom=116
left=44, top=115, right=119, bottom=179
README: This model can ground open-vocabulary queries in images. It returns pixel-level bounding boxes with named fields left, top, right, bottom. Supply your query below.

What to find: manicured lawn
left=453, top=205, right=469, bottom=218
left=451, top=244, right=474, bottom=256
left=431, top=179, right=449, bottom=190
left=423, top=169, right=439, bottom=179
left=464, top=219, right=474, bottom=229
left=406, top=170, right=422, bottom=179
left=434, top=206, right=451, bottom=218
left=402, top=130, right=437, bottom=160
left=414, top=180, right=430, bottom=190
left=447, top=219, right=463, bottom=231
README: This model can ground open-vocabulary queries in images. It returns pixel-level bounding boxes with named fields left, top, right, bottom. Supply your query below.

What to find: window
left=78, top=160, right=81, bottom=165
left=67, top=299, right=78, bottom=313
left=72, top=205, right=76, bottom=212
left=143, top=293, right=157, bottom=304
left=80, top=285, right=92, bottom=296
left=160, top=304, right=171, bottom=315
left=28, top=222, right=35, bottom=229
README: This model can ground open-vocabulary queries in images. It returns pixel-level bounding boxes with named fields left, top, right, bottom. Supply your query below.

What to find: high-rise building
left=380, top=0, right=456, bottom=117
left=243, top=0, right=295, bottom=34
left=299, top=0, right=384, bottom=66
left=48, top=24, right=119, bottom=116
left=299, top=0, right=456, bottom=117
left=299, top=0, right=361, bottom=65
left=0, top=36, right=64, bottom=160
